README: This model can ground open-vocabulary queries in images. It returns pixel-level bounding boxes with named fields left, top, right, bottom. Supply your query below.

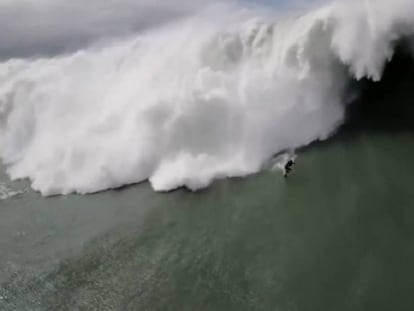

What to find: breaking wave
left=0, top=0, right=413, bottom=195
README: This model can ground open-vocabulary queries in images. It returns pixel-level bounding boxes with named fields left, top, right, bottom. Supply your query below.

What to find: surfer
left=269, top=150, right=296, bottom=178
left=283, top=157, right=295, bottom=178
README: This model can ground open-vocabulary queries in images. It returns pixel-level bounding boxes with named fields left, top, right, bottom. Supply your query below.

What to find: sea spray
left=0, top=0, right=413, bottom=195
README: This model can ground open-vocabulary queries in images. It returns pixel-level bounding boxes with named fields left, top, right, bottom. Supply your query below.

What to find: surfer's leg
left=284, top=167, right=292, bottom=178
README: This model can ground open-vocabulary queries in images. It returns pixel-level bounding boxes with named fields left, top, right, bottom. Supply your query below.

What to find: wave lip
left=0, top=0, right=414, bottom=195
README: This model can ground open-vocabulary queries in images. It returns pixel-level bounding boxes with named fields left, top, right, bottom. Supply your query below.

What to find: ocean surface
left=1, top=0, right=414, bottom=310
left=1, top=128, right=414, bottom=311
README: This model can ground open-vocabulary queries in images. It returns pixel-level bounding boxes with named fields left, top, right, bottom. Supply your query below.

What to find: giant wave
left=0, top=0, right=413, bottom=195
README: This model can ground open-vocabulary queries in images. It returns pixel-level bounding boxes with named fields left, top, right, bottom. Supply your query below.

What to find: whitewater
left=0, top=0, right=413, bottom=196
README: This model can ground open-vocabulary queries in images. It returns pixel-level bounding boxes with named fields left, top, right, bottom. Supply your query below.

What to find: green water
left=1, top=131, right=414, bottom=311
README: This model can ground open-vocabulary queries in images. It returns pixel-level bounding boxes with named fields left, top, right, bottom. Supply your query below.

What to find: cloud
left=0, top=0, right=212, bottom=59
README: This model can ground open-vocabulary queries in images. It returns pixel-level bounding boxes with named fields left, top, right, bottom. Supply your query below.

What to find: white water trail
left=0, top=0, right=413, bottom=195
left=0, top=183, right=24, bottom=200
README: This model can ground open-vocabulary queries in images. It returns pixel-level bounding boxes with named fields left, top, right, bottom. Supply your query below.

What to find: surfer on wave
left=269, top=150, right=296, bottom=178
left=283, top=157, right=295, bottom=178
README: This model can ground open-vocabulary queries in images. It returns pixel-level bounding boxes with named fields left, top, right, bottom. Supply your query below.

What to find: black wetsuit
left=284, top=160, right=294, bottom=177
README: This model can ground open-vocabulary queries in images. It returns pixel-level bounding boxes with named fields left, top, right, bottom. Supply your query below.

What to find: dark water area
left=341, top=40, right=414, bottom=135
left=1, top=43, right=414, bottom=311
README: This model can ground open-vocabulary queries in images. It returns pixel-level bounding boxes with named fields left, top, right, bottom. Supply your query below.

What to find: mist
left=0, top=0, right=213, bottom=59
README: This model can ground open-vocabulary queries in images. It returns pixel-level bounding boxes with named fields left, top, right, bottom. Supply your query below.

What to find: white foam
left=0, top=1, right=413, bottom=195
left=0, top=183, right=23, bottom=200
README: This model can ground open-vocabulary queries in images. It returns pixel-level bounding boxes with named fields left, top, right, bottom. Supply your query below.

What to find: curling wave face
left=0, top=0, right=413, bottom=195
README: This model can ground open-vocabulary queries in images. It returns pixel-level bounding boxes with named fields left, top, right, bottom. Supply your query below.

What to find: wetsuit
left=284, top=160, right=294, bottom=178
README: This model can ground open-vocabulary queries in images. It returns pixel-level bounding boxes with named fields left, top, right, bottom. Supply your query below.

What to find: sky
left=0, top=0, right=329, bottom=60
left=0, top=0, right=214, bottom=59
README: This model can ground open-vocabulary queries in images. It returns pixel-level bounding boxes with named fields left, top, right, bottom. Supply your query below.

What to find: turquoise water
left=1, top=130, right=414, bottom=310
